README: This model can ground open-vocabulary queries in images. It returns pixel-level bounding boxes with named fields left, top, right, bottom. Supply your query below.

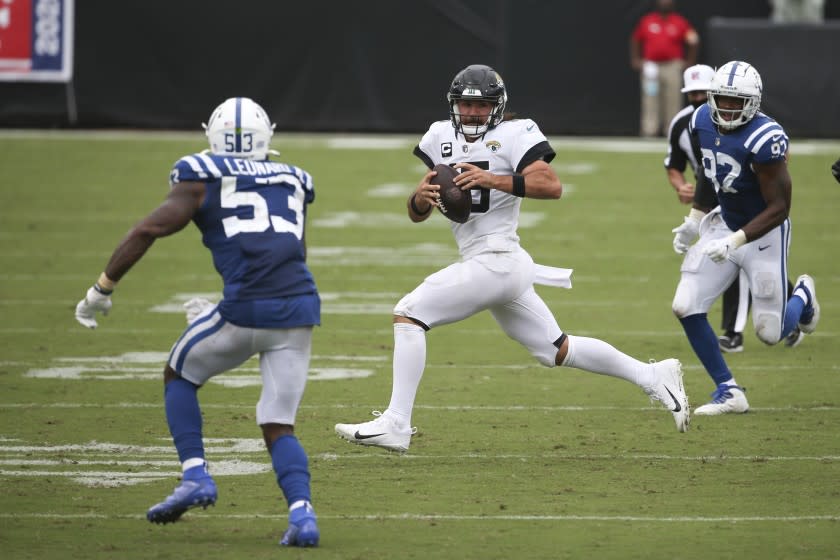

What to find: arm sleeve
left=664, top=126, right=688, bottom=171
left=690, top=129, right=717, bottom=210
left=412, top=145, right=434, bottom=170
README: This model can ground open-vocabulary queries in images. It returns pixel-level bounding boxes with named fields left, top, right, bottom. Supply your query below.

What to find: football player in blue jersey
left=670, top=61, right=821, bottom=415
left=74, top=97, right=320, bottom=547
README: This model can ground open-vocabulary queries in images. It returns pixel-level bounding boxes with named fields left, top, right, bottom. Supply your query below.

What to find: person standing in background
left=630, top=0, right=699, bottom=137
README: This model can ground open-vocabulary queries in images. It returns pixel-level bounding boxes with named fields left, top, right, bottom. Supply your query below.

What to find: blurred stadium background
left=1, top=0, right=840, bottom=137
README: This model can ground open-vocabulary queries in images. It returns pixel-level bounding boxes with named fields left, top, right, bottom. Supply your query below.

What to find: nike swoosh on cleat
left=664, top=387, right=682, bottom=412
left=354, top=431, right=386, bottom=440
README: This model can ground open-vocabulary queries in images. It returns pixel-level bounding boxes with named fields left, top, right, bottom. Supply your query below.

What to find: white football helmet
left=202, top=97, right=276, bottom=159
left=708, top=61, right=763, bottom=131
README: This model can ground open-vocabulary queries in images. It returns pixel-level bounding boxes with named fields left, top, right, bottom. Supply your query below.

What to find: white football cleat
left=335, top=410, right=416, bottom=452
left=694, top=384, right=749, bottom=415
left=795, top=275, right=820, bottom=334
left=644, top=359, right=690, bottom=432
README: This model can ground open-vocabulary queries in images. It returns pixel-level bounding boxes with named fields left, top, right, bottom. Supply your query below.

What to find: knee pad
left=754, top=313, right=781, bottom=345
left=672, top=283, right=694, bottom=318
left=752, top=272, right=782, bottom=344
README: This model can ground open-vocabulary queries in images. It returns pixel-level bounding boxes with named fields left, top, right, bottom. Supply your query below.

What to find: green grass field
left=1, top=131, right=838, bottom=560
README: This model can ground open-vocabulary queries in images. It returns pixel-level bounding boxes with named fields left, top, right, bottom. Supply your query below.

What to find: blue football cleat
left=280, top=502, right=319, bottom=547
left=147, top=467, right=217, bottom=524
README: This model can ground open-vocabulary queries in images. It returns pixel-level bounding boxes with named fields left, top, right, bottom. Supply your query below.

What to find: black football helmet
left=447, top=64, right=507, bottom=137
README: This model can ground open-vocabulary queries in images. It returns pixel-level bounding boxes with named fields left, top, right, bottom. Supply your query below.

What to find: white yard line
left=0, top=512, right=837, bottom=522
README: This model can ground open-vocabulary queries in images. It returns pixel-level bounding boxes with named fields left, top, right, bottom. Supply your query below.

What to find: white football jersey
left=415, top=118, right=554, bottom=258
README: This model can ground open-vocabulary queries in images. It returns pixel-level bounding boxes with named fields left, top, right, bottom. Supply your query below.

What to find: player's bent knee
left=672, top=288, right=692, bottom=318
left=534, top=351, right=555, bottom=368
left=754, top=313, right=781, bottom=345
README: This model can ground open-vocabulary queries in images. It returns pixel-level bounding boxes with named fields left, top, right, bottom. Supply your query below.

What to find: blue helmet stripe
left=234, top=97, right=242, bottom=153
left=727, top=62, right=740, bottom=86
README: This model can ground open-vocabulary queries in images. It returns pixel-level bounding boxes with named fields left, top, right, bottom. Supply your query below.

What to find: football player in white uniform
left=670, top=61, right=820, bottom=415
left=74, top=98, right=320, bottom=547
left=335, top=64, right=690, bottom=451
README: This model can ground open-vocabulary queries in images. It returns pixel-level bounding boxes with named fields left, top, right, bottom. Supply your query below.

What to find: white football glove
left=671, top=216, right=700, bottom=254
left=75, top=286, right=113, bottom=329
left=703, top=230, right=748, bottom=264
left=183, top=297, right=214, bottom=324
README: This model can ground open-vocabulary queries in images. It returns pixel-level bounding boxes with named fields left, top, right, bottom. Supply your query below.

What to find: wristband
left=729, top=229, right=748, bottom=249
left=512, top=174, right=526, bottom=197
left=410, top=193, right=432, bottom=215
left=688, top=208, right=706, bottom=223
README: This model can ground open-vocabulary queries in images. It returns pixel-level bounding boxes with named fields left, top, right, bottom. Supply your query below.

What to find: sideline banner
left=0, top=0, right=73, bottom=82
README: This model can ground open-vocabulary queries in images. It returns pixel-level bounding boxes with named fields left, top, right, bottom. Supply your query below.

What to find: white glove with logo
left=75, top=286, right=113, bottom=329
left=672, top=216, right=700, bottom=254
left=703, top=230, right=748, bottom=264
left=183, top=297, right=214, bottom=324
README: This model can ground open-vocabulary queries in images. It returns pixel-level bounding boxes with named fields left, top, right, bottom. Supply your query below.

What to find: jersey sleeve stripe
left=688, top=107, right=700, bottom=132
left=413, top=145, right=435, bottom=169
left=743, top=122, right=779, bottom=149
left=751, top=129, right=786, bottom=154
left=195, top=153, right=223, bottom=178
left=517, top=140, right=555, bottom=172
left=180, top=156, right=209, bottom=179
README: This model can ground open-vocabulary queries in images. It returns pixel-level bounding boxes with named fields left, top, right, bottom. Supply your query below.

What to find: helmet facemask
left=202, top=97, right=277, bottom=159
left=708, top=61, right=762, bottom=131
left=447, top=65, right=507, bottom=138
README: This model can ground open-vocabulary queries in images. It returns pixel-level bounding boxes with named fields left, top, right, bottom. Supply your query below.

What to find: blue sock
left=679, top=314, right=733, bottom=386
left=782, top=295, right=806, bottom=338
left=164, top=378, right=204, bottom=463
left=270, top=435, right=311, bottom=507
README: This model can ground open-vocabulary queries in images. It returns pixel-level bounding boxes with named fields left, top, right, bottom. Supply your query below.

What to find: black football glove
left=832, top=157, right=840, bottom=184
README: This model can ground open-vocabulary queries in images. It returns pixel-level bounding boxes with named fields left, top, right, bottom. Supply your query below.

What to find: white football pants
left=673, top=209, right=792, bottom=344
left=393, top=247, right=564, bottom=366
left=168, top=306, right=312, bottom=425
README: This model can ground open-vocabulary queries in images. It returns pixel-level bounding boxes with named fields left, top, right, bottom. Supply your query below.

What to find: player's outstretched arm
left=74, top=182, right=206, bottom=329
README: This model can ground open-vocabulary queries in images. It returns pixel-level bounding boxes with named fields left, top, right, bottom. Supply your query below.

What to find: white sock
left=182, top=457, right=206, bottom=472
left=793, top=286, right=810, bottom=307
left=386, top=323, right=426, bottom=426
left=561, top=335, right=653, bottom=387
left=289, top=499, right=310, bottom=512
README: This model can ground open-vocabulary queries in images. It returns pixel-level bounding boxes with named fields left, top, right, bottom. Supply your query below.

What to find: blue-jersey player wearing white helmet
left=74, top=97, right=320, bottom=547
left=670, top=61, right=821, bottom=415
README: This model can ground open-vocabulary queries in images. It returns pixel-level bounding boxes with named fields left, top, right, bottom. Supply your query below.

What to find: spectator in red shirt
left=630, top=0, right=699, bottom=137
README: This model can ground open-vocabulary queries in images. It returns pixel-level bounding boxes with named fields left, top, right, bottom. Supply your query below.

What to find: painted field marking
left=22, top=351, right=376, bottom=385
left=2, top=402, right=839, bottom=412
left=0, top=512, right=837, bottom=523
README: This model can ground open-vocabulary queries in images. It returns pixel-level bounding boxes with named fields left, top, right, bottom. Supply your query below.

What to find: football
left=431, top=163, right=471, bottom=223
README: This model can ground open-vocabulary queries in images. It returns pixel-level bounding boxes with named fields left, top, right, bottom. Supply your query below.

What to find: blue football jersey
left=690, top=104, right=789, bottom=231
left=169, top=152, right=319, bottom=328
